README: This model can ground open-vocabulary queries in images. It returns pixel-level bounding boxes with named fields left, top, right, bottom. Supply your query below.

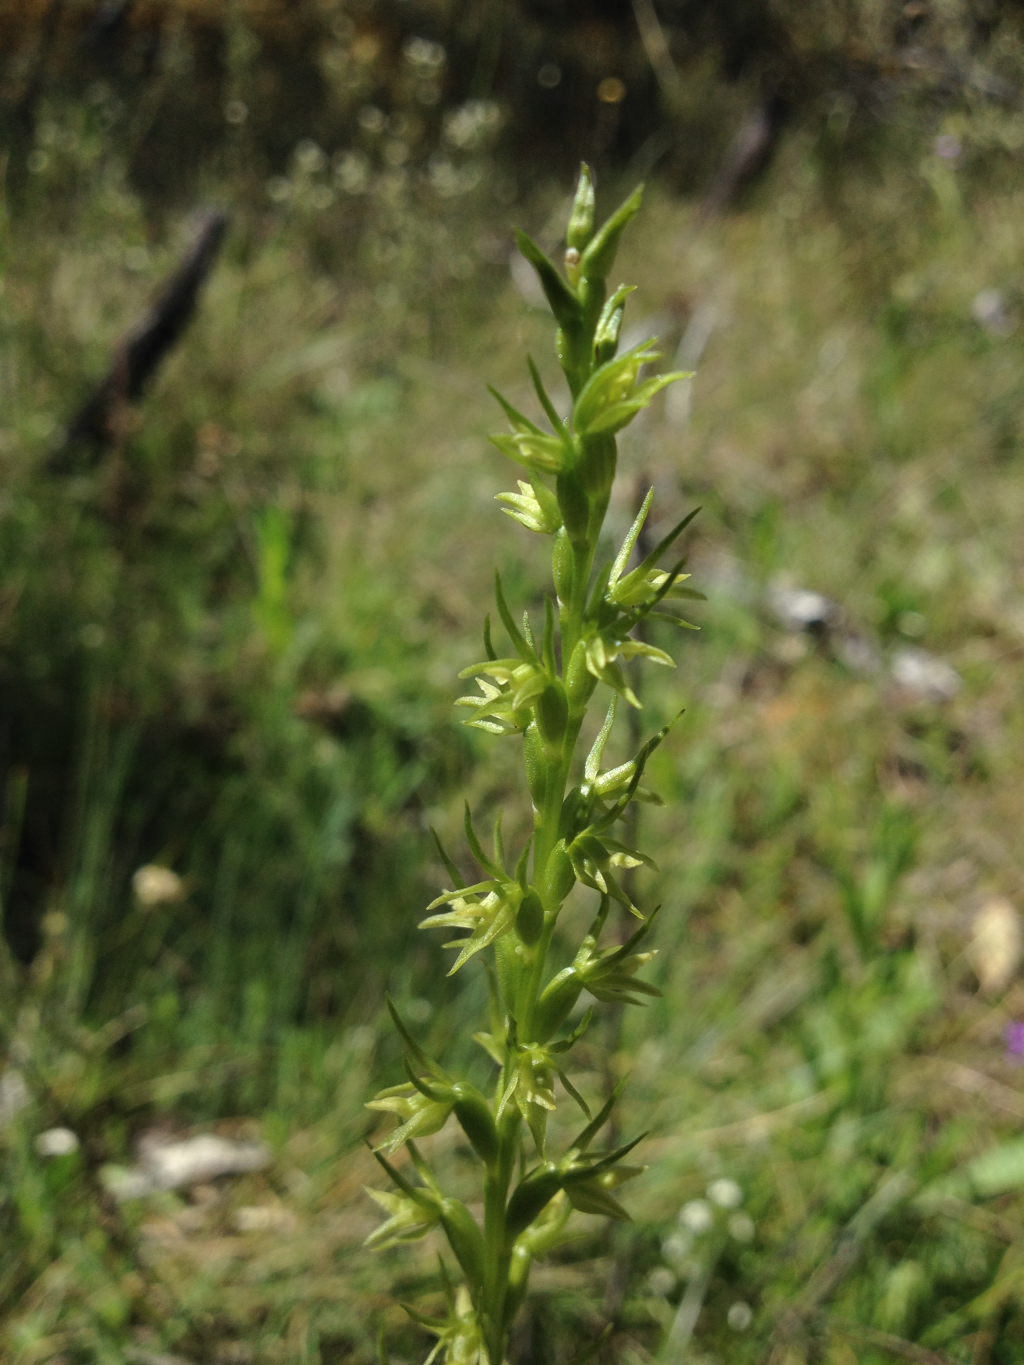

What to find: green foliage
left=364, top=170, right=696, bottom=1365
left=8, top=40, right=1024, bottom=1361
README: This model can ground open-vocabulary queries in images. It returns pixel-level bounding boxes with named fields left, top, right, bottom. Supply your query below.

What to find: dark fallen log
left=52, top=208, right=227, bottom=470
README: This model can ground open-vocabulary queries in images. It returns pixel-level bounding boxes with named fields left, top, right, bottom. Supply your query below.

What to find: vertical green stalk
left=364, top=166, right=701, bottom=1365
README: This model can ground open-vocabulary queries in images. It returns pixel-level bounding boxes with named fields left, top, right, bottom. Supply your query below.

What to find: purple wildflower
left=1004, top=1021, right=1024, bottom=1061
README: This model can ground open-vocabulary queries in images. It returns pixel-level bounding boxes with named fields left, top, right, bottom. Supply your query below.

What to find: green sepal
left=584, top=697, right=618, bottom=781
left=514, top=228, right=582, bottom=327
left=584, top=560, right=613, bottom=623
left=566, top=163, right=596, bottom=252
left=403, top=1055, right=451, bottom=1103
left=565, top=1179, right=631, bottom=1220
left=610, top=488, right=653, bottom=589
left=567, top=1131, right=647, bottom=1180
left=579, top=183, right=644, bottom=281
left=610, top=506, right=701, bottom=605
left=430, top=828, right=465, bottom=892
left=370, top=1143, right=434, bottom=1206
left=495, top=570, right=536, bottom=663
left=487, top=385, right=544, bottom=435
left=493, top=809, right=506, bottom=871
left=572, top=341, right=669, bottom=437
left=527, top=355, right=567, bottom=434
left=489, top=430, right=571, bottom=476
left=496, top=481, right=562, bottom=535
left=587, top=712, right=683, bottom=834
left=363, top=1184, right=439, bottom=1249
left=368, top=1084, right=453, bottom=1155
left=465, top=801, right=503, bottom=878
left=549, top=1006, right=593, bottom=1055
left=594, top=283, right=637, bottom=364
left=556, top=1066, right=592, bottom=1120
left=386, top=995, right=450, bottom=1081
left=569, top=1077, right=625, bottom=1154
left=582, top=372, right=689, bottom=436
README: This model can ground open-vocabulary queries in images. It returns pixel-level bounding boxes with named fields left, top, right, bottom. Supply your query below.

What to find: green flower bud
left=494, top=930, right=521, bottom=1011
left=564, top=639, right=594, bottom=713
left=542, top=841, right=576, bottom=907
left=566, top=163, right=596, bottom=253
left=452, top=1083, right=499, bottom=1165
left=364, top=1186, right=441, bottom=1249
left=536, top=682, right=568, bottom=750
left=506, top=1165, right=563, bottom=1241
left=594, top=284, right=636, bottom=365
left=367, top=1083, right=454, bottom=1155
left=579, top=183, right=643, bottom=282
left=523, top=722, right=548, bottom=809
left=533, top=967, right=584, bottom=1043
left=556, top=320, right=592, bottom=397
left=439, top=1195, right=487, bottom=1287
left=517, top=890, right=544, bottom=947
left=573, top=342, right=657, bottom=435
left=552, top=528, right=575, bottom=604
left=496, top=479, right=562, bottom=535
left=556, top=472, right=590, bottom=540
left=578, top=430, right=616, bottom=498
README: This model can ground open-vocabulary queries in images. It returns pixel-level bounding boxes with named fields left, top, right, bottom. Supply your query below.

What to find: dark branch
left=55, top=208, right=227, bottom=467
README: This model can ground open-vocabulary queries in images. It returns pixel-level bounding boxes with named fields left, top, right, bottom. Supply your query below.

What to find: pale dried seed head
left=969, top=897, right=1022, bottom=995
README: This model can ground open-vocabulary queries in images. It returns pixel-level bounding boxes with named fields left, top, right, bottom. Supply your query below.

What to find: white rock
left=647, top=1266, right=677, bottom=1297
left=132, top=865, right=186, bottom=907
left=35, top=1127, right=80, bottom=1157
left=728, top=1301, right=754, bottom=1331
left=141, top=1134, right=270, bottom=1191
left=101, top=1164, right=156, bottom=1200
left=969, top=897, right=1023, bottom=995
left=891, top=646, right=961, bottom=701
left=768, top=585, right=839, bottom=634
left=679, top=1198, right=714, bottom=1233
left=728, top=1212, right=756, bottom=1242
left=972, top=288, right=1015, bottom=337
left=707, top=1177, right=743, bottom=1208
left=101, top=1134, right=271, bottom=1200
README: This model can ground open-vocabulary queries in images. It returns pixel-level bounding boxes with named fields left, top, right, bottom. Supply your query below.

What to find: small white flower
left=35, top=1127, right=80, bottom=1158
left=728, top=1212, right=755, bottom=1243
left=727, top=1302, right=753, bottom=1331
left=707, top=1177, right=743, bottom=1209
left=132, top=865, right=185, bottom=907
left=679, top=1198, right=714, bottom=1234
left=661, top=1231, right=693, bottom=1266
left=647, top=1267, right=676, bottom=1297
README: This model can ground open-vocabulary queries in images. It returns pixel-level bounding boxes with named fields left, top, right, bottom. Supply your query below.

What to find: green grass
left=5, top=93, right=1024, bottom=1364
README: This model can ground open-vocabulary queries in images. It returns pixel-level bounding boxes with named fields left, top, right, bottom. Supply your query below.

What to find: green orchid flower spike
left=365, top=166, right=701, bottom=1365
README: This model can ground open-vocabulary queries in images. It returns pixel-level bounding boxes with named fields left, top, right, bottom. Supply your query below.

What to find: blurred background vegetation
left=5, top=1, right=1024, bottom=1362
